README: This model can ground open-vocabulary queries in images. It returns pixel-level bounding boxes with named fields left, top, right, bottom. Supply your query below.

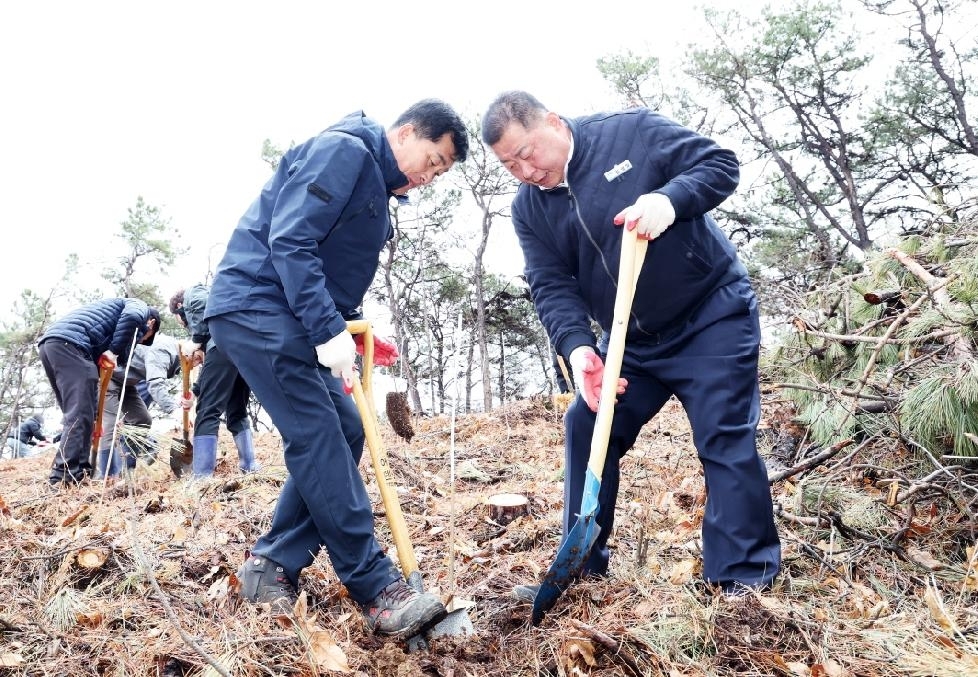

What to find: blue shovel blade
left=531, top=471, right=603, bottom=625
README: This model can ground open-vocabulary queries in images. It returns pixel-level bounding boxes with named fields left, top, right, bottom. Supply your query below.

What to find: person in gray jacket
left=95, top=333, right=183, bottom=478
left=168, top=284, right=258, bottom=477
left=482, top=91, right=780, bottom=602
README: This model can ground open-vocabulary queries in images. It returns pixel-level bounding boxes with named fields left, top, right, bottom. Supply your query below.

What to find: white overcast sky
left=0, top=0, right=787, bottom=313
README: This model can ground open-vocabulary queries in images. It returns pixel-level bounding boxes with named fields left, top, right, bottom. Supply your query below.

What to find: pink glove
left=355, top=334, right=400, bottom=367
left=569, top=347, right=628, bottom=413
left=98, top=351, right=117, bottom=370
left=179, top=392, right=194, bottom=411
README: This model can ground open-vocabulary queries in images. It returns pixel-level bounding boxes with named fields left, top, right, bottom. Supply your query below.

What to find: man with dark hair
left=169, top=284, right=257, bottom=476
left=482, top=90, right=780, bottom=601
left=38, top=298, right=160, bottom=486
left=204, top=99, right=468, bottom=639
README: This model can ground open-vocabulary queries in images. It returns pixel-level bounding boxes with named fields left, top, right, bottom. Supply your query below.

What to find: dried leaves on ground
left=1, top=396, right=977, bottom=676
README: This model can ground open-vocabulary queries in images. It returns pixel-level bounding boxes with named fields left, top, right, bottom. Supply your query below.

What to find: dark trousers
left=563, top=277, right=781, bottom=589
left=98, top=379, right=152, bottom=471
left=208, top=310, right=399, bottom=603
left=39, top=340, right=96, bottom=484
left=195, top=344, right=250, bottom=437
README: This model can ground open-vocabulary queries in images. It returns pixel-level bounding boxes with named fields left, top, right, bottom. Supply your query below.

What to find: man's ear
left=396, top=123, right=415, bottom=145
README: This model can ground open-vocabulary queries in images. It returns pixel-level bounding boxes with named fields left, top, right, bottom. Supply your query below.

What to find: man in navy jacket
left=38, top=298, right=160, bottom=486
left=482, top=90, right=780, bottom=600
left=205, top=99, right=468, bottom=639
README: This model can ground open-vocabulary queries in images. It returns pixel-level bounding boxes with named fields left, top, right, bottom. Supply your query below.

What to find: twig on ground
left=568, top=619, right=646, bottom=677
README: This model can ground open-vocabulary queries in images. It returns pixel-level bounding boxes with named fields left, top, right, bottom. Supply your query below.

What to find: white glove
left=98, top=350, right=118, bottom=370
left=315, top=332, right=356, bottom=392
left=613, top=192, right=675, bottom=240
left=178, top=340, right=201, bottom=356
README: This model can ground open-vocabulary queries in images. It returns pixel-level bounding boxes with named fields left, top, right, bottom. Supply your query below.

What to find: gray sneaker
left=236, top=555, right=297, bottom=615
left=512, top=583, right=539, bottom=603
left=362, top=579, right=446, bottom=639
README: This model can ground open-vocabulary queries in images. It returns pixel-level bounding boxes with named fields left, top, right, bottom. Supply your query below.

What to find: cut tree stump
left=487, top=493, right=529, bottom=525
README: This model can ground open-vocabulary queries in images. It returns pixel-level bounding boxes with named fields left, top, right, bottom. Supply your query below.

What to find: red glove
left=179, top=392, right=194, bottom=411
left=569, top=348, right=628, bottom=413
left=354, top=334, right=400, bottom=367
left=98, top=351, right=117, bottom=370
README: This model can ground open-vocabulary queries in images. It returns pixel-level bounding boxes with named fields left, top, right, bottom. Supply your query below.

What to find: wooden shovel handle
left=180, top=353, right=194, bottom=439
left=587, top=229, right=648, bottom=477
left=346, top=320, right=419, bottom=578
left=90, top=365, right=113, bottom=451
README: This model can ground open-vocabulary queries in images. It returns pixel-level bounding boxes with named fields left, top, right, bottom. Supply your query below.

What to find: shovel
left=88, top=364, right=114, bottom=471
left=531, top=227, right=648, bottom=625
left=346, top=320, right=474, bottom=647
left=169, top=352, right=195, bottom=478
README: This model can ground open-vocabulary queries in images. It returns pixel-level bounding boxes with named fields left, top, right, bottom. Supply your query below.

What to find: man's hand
left=179, top=341, right=205, bottom=367
left=98, top=350, right=117, bottom=370
left=316, top=332, right=356, bottom=393
left=354, top=334, right=400, bottom=367
left=568, top=346, right=628, bottom=413
left=613, top=192, right=675, bottom=240
left=179, top=392, right=194, bottom=411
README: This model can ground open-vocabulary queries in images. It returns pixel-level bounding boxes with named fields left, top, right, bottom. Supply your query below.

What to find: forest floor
left=1, top=392, right=977, bottom=676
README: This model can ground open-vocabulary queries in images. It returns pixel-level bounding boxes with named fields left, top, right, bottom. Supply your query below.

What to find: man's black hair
left=393, top=99, right=469, bottom=163
left=144, top=307, right=161, bottom=346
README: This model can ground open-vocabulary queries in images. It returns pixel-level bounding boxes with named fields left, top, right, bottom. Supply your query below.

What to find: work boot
left=512, top=583, right=539, bottom=603
left=362, top=579, right=447, bottom=639
left=191, top=434, right=219, bottom=477
left=233, top=429, right=260, bottom=473
left=236, top=555, right=297, bottom=615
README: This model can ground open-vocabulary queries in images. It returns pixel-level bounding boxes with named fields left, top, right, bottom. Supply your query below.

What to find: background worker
left=204, top=99, right=468, bottom=639
left=482, top=90, right=781, bottom=599
left=38, top=298, right=160, bottom=487
left=3, top=413, right=48, bottom=459
left=95, top=332, right=184, bottom=478
left=169, top=284, right=258, bottom=477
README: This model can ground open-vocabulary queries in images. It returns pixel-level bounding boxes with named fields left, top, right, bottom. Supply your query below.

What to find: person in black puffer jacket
left=38, top=298, right=161, bottom=487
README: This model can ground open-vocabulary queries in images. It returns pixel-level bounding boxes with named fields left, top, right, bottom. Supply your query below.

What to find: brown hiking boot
left=362, top=579, right=447, bottom=639
left=236, top=556, right=297, bottom=615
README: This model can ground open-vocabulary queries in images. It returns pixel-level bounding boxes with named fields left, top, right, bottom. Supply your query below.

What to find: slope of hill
left=1, top=395, right=975, bottom=676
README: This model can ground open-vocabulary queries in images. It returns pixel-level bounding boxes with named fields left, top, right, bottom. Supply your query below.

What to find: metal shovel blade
left=531, top=470, right=602, bottom=625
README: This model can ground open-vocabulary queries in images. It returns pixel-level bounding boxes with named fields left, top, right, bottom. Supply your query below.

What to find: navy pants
left=194, top=344, right=250, bottom=437
left=564, top=278, right=781, bottom=590
left=208, top=310, right=399, bottom=603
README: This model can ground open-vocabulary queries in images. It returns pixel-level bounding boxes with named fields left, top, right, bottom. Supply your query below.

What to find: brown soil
left=1, top=395, right=975, bottom=676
